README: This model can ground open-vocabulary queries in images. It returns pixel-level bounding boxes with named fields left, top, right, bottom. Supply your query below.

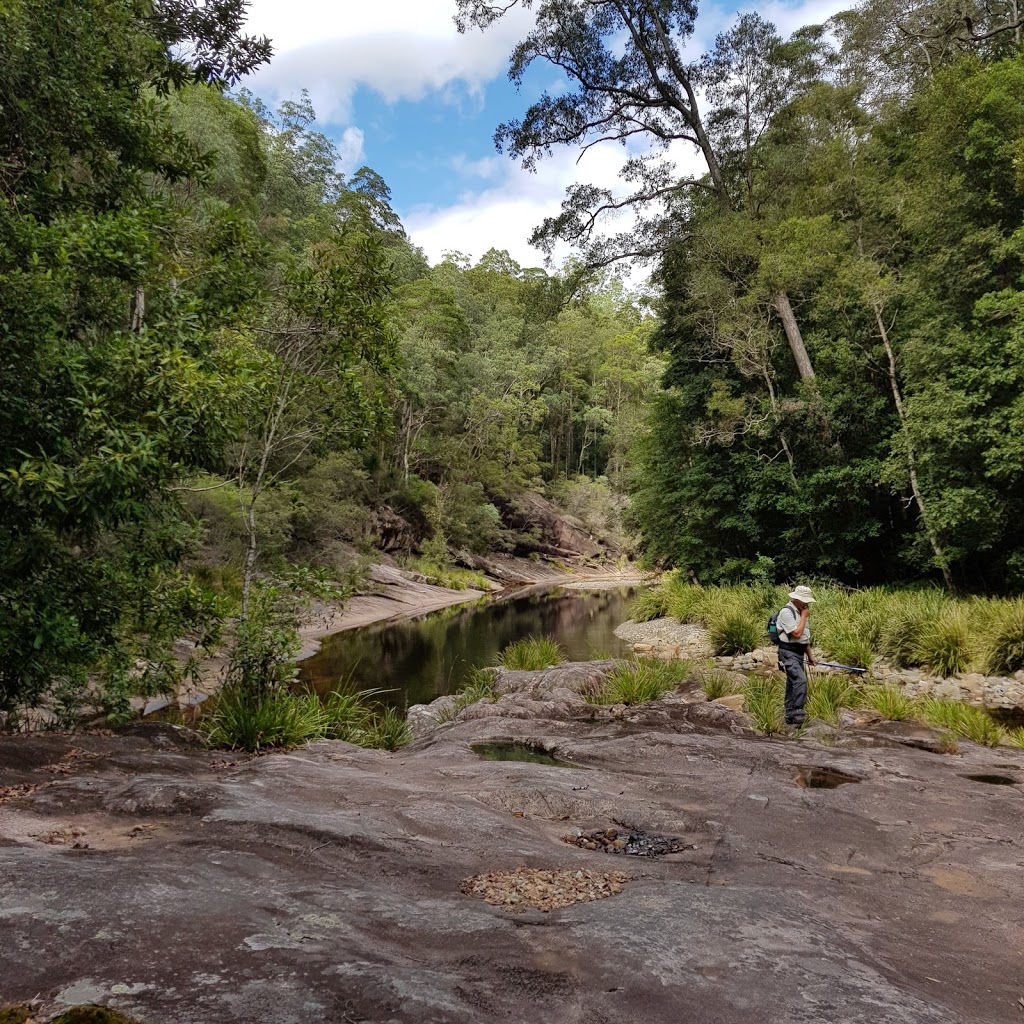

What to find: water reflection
left=299, top=586, right=636, bottom=708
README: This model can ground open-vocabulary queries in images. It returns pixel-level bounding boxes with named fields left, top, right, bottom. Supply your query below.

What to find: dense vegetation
left=460, top=0, right=1024, bottom=591
left=4, top=0, right=1024, bottom=723
left=0, top=0, right=657, bottom=718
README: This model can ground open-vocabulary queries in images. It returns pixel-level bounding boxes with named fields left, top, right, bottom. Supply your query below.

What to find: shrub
left=806, top=673, right=861, bottom=724
left=629, top=586, right=670, bottom=623
left=205, top=686, right=327, bottom=752
left=913, top=607, right=972, bottom=677
left=743, top=675, right=785, bottom=735
left=497, top=636, right=566, bottom=671
left=708, top=611, right=760, bottom=655
left=955, top=706, right=1005, bottom=748
left=878, top=590, right=946, bottom=667
left=590, top=659, right=690, bottom=705
left=982, top=598, right=1024, bottom=674
left=360, top=706, right=412, bottom=751
left=322, top=685, right=383, bottom=742
left=664, top=580, right=705, bottom=624
left=700, top=669, right=738, bottom=700
left=861, top=684, right=919, bottom=721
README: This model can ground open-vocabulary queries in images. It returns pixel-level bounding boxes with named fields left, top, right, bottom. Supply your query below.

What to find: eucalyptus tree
left=455, top=0, right=819, bottom=380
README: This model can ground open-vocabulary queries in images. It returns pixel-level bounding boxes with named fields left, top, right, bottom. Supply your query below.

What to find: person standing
left=776, top=585, right=817, bottom=725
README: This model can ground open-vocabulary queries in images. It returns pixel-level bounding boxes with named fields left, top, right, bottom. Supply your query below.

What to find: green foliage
left=206, top=686, right=327, bottom=752
left=742, top=675, right=785, bottom=735
left=628, top=587, right=670, bottom=622
left=590, top=658, right=690, bottom=705
left=982, top=599, right=1024, bottom=675
left=919, top=697, right=1005, bottom=748
left=322, top=685, right=386, bottom=742
left=497, top=636, right=566, bottom=671
left=912, top=608, right=972, bottom=678
left=700, top=669, right=738, bottom=700
left=360, top=707, right=412, bottom=751
left=806, top=673, right=861, bottom=724
left=861, top=685, right=919, bottom=722
left=1006, top=727, right=1024, bottom=750
left=708, top=611, right=761, bottom=656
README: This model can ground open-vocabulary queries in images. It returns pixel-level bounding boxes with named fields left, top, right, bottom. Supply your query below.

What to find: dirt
left=1, top=684, right=1023, bottom=1023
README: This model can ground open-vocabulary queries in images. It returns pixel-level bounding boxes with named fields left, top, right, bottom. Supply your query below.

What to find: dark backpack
left=767, top=609, right=783, bottom=646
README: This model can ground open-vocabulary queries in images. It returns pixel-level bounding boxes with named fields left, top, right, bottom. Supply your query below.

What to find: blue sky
left=242, top=0, right=850, bottom=268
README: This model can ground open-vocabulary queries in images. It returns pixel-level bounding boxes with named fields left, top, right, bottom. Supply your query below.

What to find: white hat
left=788, top=585, right=816, bottom=604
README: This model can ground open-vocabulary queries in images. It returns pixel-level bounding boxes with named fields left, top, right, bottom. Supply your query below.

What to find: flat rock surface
left=2, top=694, right=1023, bottom=1024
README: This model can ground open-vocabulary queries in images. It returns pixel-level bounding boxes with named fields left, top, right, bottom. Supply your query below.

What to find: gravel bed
left=614, top=616, right=707, bottom=646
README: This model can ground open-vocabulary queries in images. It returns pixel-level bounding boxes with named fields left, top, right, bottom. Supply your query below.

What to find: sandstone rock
left=711, top=694, right=745, bottom=713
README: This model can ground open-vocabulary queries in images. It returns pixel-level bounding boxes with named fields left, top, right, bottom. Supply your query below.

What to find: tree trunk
left=873, top=303, right=954, bottom=592
left=130, top=286, right=145, bottom=334
left=773, top=292, right=815, bottom=381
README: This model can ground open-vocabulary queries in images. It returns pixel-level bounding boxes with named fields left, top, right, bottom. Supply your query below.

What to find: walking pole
left=814, top=661, right=867, bottom=674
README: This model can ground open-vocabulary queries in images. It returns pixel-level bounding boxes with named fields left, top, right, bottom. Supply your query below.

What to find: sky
left=241, top=0, right=851, bottom=271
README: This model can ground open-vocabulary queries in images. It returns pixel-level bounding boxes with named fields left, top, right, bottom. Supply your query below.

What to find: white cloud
left=244, top=0, right=532, bottom=123
left=336, top=126, right=365, bottom=172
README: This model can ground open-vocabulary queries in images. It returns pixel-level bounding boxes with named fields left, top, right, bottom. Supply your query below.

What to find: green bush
left=322, top=685, right=384, bottom=742
left=629, top=586, right=670, bottom=622
left=879, top=590, right=947, bottom=667
left=742, top=675, right=785, bottom=735
left=205, top=685, right=327, bottom=751
left=664, top=580, right=705, bottom=623
left=982, top=598, right=1024, bottom=674
left=862, top=684, right=919, bottom=721
left=806, top=673, right=861, bottom=724
left=1006, top=727, right=1024, bottom=749
left=919, top=695, right=968, bottom=733
left=497, top=635, right=566, bottom=670
left=360, top=706, right=412, bottom=751
left=700, top=668, right=738, bottom=700
left=955, top=706, right=1005, bottom=748
left=708, top=611, right=760, bottom=655
left=590, top=659, right=690, bottom=705
left=913, top=607, right=972, bottom=677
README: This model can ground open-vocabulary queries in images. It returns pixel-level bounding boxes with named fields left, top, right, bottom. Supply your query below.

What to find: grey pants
left=778, top=645, right=808, bottom=721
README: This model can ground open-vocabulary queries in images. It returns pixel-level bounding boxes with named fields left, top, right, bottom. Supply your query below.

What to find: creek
left=298, top=585, right=638, bottom=709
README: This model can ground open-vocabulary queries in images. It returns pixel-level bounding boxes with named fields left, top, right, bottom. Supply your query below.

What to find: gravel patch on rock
left=614, top=616, right=709, bottom=648
left=460, top=865, right=630, bottom=912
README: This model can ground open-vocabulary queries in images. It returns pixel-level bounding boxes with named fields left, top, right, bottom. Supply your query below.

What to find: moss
left=52, top=1008, right=142, bottom=1024
left=0, top=1007, right=32, bottom=1024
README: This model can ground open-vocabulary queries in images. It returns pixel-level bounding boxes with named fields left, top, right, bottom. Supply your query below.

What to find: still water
left=298, top=585, right=637, bottom=709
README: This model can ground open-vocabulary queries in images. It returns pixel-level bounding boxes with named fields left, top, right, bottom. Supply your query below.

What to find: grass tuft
left=742, top=674, right=785, bottom=735
left=590, top=659, right=690, bottom=705
left=982, top=598, right=1024, bottom=674
left=913, top=607, right=972, bottom=677
left=629, top=587, right=670, bottom=622
left=708, top=611, right=761, bottom=655
left=700, top=669, right=738, bottom=700
left=861, top=684, right=919, bottom=721
left=205, top=685, right=327, bottom=752
left=360, top=706, right=412, bottom=751
left=497, top=635, right=566, bottom=671
left=1006, top=727, right=1024, bottom=749
left=806, top=673, right=861, bottom=724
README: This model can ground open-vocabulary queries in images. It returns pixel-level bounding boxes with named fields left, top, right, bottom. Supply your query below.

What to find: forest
left=3, top=0, right=1024, bottom=717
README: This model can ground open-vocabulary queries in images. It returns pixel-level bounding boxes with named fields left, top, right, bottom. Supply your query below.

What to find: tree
left=455, top=0, right=818, bottom=381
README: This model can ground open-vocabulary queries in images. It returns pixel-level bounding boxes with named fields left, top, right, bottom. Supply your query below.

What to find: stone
left=711, top=694, right=745, bottom=713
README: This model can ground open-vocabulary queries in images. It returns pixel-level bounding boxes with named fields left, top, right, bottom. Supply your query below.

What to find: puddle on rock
left=471, top=742, right=581, bottom=768
left=565, top=826, right=693, bottom=857
left=961, top=773, right=1019, bottom=786
left=794, top=765, right=861, bottom=789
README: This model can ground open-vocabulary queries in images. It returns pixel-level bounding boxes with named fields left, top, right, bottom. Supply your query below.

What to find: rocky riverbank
left=615, top=616, right=1024, bottom=710
left=3, top=662, right=1022, bottom=1023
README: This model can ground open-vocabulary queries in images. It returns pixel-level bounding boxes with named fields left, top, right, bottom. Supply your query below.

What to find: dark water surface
left=298, top=585, right=636, bottom=708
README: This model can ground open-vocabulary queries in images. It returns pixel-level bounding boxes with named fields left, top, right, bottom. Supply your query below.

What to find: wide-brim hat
left=788, top=585, right=816, bottom=604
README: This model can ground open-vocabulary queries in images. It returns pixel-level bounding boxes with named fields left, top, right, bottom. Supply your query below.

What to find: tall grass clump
left=700, top=668, right=738, bottom=700
left=955, top=706, right=1005, bottom=748
left=438, top=667, right=499, bottom=723
left=913, top=607, right=972, bottom=677
left=664, top=580, right=706, bottom=624
left=743, top=675, right=785, bottom=735
left=806, top=673, right=861, bottom=724
left=322, top=685, right=385, bottom=742
left=1007, top=727, right=1024, bottom=749
left=861, top=684, right=919, bottom=721
left=360, top=706, right=412, bottom=751
left=629, top=586, right=671, bottom=622
left=878, top=590, right=947, bottom=667
left=982, top=598, right=1024, bottom=674
left=206, top=686, right=327, bottom=752
left=497, top=636, right=566, bottom=671
left=918, top=695, right=968, bottom=733
left=591, top=659, right=691, bottom=705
